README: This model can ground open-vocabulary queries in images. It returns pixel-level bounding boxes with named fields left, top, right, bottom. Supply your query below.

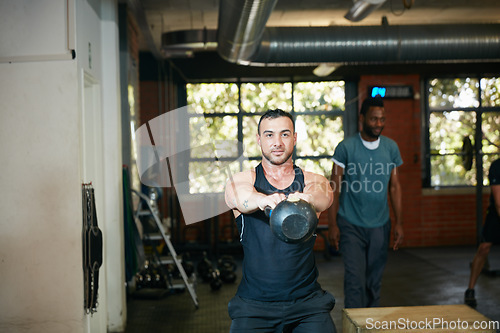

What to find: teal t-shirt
left=332, top=134, right=403, bottom=228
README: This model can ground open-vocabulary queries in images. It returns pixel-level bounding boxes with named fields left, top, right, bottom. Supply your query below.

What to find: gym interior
left=1, top=1, right=500, bottom=332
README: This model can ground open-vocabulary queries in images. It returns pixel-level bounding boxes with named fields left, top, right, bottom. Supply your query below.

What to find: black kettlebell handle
left=264, top=206, right=272, bottom=217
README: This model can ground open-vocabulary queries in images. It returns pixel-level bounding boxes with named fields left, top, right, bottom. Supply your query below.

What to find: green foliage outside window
left=188, top=83, right=239, bottom=114
left=186, top=81, right=345, bottom=193
left=295, top=115, right=343, bottom=157
left=189, top=115, right=238, bottom=158
left=294, top=81, right=345, bottom=112
left=481, top=77, right=500, bottom=107
left=428, top=78, right=479, bottom=109
left=427, top=77, right=500, bottom=187
left=240, top=83, right=293, bottom=112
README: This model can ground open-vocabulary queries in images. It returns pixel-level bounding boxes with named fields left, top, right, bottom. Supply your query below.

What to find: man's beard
left=262, top=149, right=293, bottom=165
left=363, top=123, right=383, bottom=139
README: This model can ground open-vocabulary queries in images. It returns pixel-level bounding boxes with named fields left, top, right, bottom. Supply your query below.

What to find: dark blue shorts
left=482, top=215, right=500, bottom=244
left=228, top=289, right=336, bottom=333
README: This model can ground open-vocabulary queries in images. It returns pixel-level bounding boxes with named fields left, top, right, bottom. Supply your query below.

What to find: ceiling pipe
left=161, top=29, right=217, bottom=58
left=216, top=0, right=279, bottom=63
left=163, top=24, right=500, bottom=65
left=212, top=0, right=499, bottom=65
left=250, top=24, right=500, bottom=65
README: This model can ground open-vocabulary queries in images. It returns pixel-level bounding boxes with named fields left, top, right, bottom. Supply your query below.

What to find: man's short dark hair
left=258, top=109, right=295, bottom=134
left=360, top=96, right=384, bottom=116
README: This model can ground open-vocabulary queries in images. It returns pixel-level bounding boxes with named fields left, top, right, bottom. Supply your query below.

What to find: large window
left=186, top=81, right=345, bottom=193
left=425, top=77, right=500, bottom=187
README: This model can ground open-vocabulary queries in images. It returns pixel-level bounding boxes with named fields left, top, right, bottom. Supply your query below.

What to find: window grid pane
left=189, top=115, right=238, bottom=158
left=187, top=81, right=345, bottom=193
left=295, top=115, right=343, bottom=157
left=294, top=81, right=345, bottom=112
left=482, top=112, right=500, bottom=154
left=430, top=155, right=476, bottom=187
left=427, top=77, right=500, bottom=187
left=429, top=111, right=475, bottom=153
left=186, top=83, right=239, bottom=113
left=428, top=78, right=479, bottom=109
left=240, top=82, right=292, bottom=113
left=481, top=77, right=500, bottom=107
left=242, top=115, right=260, bottom=158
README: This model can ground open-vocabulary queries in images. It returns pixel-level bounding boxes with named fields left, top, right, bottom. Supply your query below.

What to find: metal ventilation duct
left=161, top=29, right=217, bottom=58
left=216, top=0, right=279, bottom=63
left=163, top=24, right=500, bottom=65
left=248, top=24, right=500, bottom=66
left=212, top=0, right=500, bottom=65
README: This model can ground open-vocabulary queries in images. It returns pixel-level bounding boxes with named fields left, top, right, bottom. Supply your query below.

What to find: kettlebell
left=218, top=255, right=237, bottom=283
left=210, top=269, right=223, bottom=291
left=197, top=252, right=214, bottom=282
left=265, top=198, right=318, bottom=244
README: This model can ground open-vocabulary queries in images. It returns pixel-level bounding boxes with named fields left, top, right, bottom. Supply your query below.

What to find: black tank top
left=234, top=163, right=320, bottom=301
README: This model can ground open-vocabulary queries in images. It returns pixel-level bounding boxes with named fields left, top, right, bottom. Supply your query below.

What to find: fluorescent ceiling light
left=345, top=0, right=388, bottom=22
left=313, top=63, right=340, bottom=77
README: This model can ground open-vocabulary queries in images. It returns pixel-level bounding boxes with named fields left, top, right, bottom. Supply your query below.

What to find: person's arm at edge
left=491, top=184, right=500, bottom=216
left=389, top=166, right=404, bottom=250
left=327, top=162, right=343, bottom=250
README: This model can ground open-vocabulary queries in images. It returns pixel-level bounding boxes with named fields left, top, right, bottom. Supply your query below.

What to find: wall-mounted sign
left=369, top=85, right=414, bottom=99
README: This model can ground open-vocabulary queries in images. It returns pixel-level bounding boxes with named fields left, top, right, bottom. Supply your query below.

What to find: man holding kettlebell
left=225, top=109, right=336, bottom=332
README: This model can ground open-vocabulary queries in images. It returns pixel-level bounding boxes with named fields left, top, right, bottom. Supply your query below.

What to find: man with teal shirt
left=328, top=96, right=404, bottom=308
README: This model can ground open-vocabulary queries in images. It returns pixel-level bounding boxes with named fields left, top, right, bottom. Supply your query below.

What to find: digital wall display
left=369, top=85, right=414, bottom=99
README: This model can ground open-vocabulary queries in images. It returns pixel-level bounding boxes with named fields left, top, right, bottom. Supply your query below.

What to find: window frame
left=423, top=75, right=500, bottom=188
left=186, top=79, right=346, bottom=194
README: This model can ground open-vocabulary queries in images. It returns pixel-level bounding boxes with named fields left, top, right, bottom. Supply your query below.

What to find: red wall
left=140, top=81, right=161, bottom=122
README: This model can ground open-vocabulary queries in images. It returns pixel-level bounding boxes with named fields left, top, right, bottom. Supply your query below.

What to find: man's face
left=361, top=106, right=385, bottom=140
left=257, top=116, right=297, bottom=165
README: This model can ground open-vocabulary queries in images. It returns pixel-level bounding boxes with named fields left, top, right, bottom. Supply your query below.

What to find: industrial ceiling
left=131, top=0, right=500, bottom=80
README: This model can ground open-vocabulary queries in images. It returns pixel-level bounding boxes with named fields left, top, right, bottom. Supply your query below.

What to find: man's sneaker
left=464, top=288, right=477, bottom=308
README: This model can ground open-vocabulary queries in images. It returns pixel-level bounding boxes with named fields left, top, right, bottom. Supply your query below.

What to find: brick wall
left=139, top=81, right=162, bottom=123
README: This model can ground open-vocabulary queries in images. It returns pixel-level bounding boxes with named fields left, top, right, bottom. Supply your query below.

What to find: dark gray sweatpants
left=338, top=216, right=391, bottom=308
left=228, top=289, right=336, bottom=333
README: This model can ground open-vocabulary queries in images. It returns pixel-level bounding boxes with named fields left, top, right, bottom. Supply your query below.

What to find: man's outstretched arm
left=225, top=170, right=285, bottom=215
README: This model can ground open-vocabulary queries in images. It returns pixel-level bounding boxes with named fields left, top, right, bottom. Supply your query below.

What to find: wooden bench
left=343, top=304, right=497, bottom=332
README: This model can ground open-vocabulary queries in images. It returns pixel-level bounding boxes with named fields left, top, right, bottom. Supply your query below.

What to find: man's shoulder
left=338, top=134, right=360, bottom=147
left=489, top=159, right=500, bottom=185
left=491, top=158, right=500, bottom=169
left=489, top=159, right=500, bottom=179
left=380, top=135, right=400, bottom=149
left=229, top=169, right=256, bottom=183
left=303, top=169, right=328, bottom=183
left=380, top=135, right=397, bottom=144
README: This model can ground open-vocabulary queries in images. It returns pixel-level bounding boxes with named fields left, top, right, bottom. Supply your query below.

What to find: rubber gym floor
left=124, top=245, right=500, bottom=332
